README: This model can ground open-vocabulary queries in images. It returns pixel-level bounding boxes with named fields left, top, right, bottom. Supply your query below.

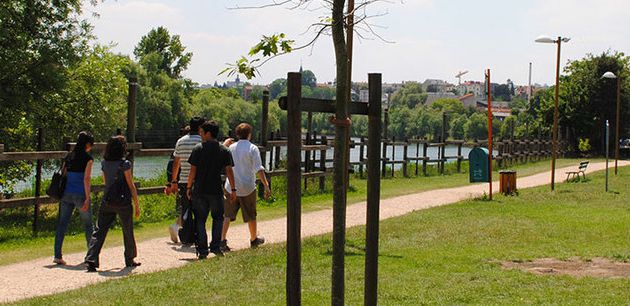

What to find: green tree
left=134, top=26, right=192, bottom=79
left=301, top=69, right=317, bottom=87
left=431, top=98, right=466, bottom=114
left=390, top=82, right=428, bottom=108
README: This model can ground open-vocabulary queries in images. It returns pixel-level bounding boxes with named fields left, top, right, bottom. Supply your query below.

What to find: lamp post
left=602, top=71, right=621, bottom=175
left=535, top=35, right=570, bottom=191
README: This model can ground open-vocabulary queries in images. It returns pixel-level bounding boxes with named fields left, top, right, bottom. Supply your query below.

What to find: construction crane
left=455, top=70, right=469, bottom=85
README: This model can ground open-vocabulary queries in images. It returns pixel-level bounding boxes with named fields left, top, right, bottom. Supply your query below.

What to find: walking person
left=186, top=121, right=236, bottom=259
left=53, top=131, right=95, bottom=265
left=85, top=136, right=141, bottom=272
left=221, top=123, right=271, bottom=252
left=168, top=118, right=205, bottom=244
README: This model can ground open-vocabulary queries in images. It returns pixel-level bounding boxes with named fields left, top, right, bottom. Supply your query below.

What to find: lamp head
left=535, top=35, right=555, bottom=43
left=561, top=37, right=571, bottom=43
left=602, top=71, right=617, bottom=79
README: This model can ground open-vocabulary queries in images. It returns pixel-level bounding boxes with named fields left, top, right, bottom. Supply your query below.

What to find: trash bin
left=499, top=170, right=517, bottom=195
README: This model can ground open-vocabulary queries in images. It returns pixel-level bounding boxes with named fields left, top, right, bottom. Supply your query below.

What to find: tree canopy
left=134, top=26, right=192, bottom=79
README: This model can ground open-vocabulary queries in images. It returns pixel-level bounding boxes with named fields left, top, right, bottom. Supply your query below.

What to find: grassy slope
left=0, top=158, right=592, bottom=266
left=21, top=161, right=630, bottom=305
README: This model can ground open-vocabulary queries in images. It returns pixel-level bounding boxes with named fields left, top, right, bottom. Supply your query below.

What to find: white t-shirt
left=225, top=140, right=265, bottom=197
left=173, top=134, right=202, bottom=184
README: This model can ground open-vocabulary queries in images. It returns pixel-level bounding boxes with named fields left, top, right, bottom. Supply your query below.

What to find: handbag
left=103, top=162, right=132, bottom=207
left=46, top=157, right=67, bottom=200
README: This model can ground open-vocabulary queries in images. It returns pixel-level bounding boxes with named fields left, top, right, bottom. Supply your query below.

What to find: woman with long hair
left=85, top=135, right=141, bottom=271
left=53, top=131, right=95, bottom=265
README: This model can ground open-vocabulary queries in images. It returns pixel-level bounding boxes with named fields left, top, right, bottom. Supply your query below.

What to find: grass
left=19, top=162, right=630, bottom=305
left=0, top=158, right=596, bottom=266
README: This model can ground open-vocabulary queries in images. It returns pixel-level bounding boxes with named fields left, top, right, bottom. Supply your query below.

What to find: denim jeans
left=54, top=193, right=93, bottom=259
left=191, top=193, right=224, bottom=256
left=85, top=203, right=136, bottom=267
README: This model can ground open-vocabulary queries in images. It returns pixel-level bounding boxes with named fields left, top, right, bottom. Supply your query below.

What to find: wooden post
left=415, top=140, right=420, bottom=176
left=422, top=141, right=428, bottom=176
left=381, top=138, right=387, bottom=178
left=615, top=76, right=621, bottom=175
left=33, top=128, right=43, bottom=235
left=364, top=73, right=382, bottom=306
left=441, top=112, right=447, bottom=174
left=486, top=69, right=493, bottom=200
left=126, top=77, right=138, bottom=165
left=403, top=139, right=409, bottom=177
left=457, top=142, right=462, bottom=173
left=274, top=140, right=281, bottom=170
left=269, top=132, right=275, bottom=170
left=391, top=136, right=396, bottom=178
left=359, top=136, right=365, bottom=178
left=261, top=90, right=270, bottom=166
left=286, top=72, right=302, bottom=305
left=305, top=131, right=310, bottom=191
left=319, top=135, right=327, bottom=192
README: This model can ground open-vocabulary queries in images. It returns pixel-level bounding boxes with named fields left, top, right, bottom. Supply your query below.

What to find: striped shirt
left=174, top=134, right=202, bottom=183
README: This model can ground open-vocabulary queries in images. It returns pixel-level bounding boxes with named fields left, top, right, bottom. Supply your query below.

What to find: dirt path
left=0, top=161, right=626, bottom=303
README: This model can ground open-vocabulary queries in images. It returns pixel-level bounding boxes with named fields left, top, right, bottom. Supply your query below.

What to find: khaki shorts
left=224, top=190, right=257, bottom=222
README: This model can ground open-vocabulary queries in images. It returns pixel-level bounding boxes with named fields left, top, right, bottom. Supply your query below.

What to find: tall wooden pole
left=487, top=69, right=493, bottom=200
left=286, top=73, right=302, bottom=306
left=551, top=38, right=562, bottom=191
left=364, top=73, right=382, bottom=306
left=261, top=90, right=270, bottom=166
left=126, top=77, right=138, bottom=165
left=615, top=76, right=621, bottom=175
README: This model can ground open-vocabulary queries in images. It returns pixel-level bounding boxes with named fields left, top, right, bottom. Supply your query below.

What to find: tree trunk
left=331, top=0, right=349, bottom=305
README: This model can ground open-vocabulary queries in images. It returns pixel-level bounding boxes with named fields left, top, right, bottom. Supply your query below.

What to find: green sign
left=469, top=147, right=490, bottom=183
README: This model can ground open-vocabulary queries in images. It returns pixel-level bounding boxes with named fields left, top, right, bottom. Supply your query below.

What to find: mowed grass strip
left=0, top=158, right=589, bottom=266
left=21, top=163, right=630, bottom=305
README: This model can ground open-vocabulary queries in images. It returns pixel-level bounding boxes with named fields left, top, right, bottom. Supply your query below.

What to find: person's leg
left=85, top=206, right=116, bottom=268
left=54, top=196, right=75, bottom=260
left=74, top=195, right=94, bottom=248
left=118, top=205, right=138, bottom=266
left=192, top=194, right=210, bottom=257
left=209, top=195, right=225, bottom=253
left=221, top=195, right=239, bottom=241
left=240, top=191, right=260, bottom=241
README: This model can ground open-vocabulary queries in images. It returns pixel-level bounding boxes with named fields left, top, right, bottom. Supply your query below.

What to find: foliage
left=301, top=70, right=317, bottom=87
left=390, top=82, right=428, bottom=108
left=578, top=138, right=591, bottom=153
left=133, top=26, right=192, bottom=79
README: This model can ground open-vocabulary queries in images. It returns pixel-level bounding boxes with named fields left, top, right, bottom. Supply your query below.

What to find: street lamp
left=535, top=35, right=570, bottom=191
left=602, top=71, right=622, bottom=175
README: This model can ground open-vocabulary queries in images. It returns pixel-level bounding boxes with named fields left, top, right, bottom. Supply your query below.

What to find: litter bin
left=499, top=170, right=517, bottom=195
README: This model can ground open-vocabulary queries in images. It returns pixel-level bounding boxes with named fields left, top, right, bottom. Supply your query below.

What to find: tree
left=390, top=82, right=428, bottom=108
left=431, top=98, right=466, bottom=114
left=134, top=26, right=192, bottom=79
left=268, top=78, right=287, bottom=100
left=301, top=69, right=317, bottom=87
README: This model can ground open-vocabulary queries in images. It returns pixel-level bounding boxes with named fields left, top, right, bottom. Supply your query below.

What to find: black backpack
left=178, top=206, right=197, bottom=244
left=104, top=162, right=132, bottom=207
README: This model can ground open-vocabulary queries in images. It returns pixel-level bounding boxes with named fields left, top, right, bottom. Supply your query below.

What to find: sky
left=83, top=0, right=630, bottom=86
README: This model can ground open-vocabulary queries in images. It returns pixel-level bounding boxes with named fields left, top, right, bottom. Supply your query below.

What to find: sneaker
left=53, top=258, right=66, bottom=265
left=86, top=262, right=97, bottom=273
left=220, top=240, right=231, bottom=253
left=210, top=249, right=224, bottom=257
left=198, top=254, right=208, bottom=260
left=250, top=237, right=265, bottom=249
left=169, top=224, right=179, bottom=243
left=126, top=261, right=141, bottom=268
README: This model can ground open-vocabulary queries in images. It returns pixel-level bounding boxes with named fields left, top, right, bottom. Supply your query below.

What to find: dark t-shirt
left=188, top=140, right=234, bottom=195
left=66, top=150, right=94, bottom=172
left=101, top=160, right=132, bottom=193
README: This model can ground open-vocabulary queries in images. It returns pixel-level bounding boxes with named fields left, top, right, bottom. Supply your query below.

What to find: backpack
left=104, top=162, right=132, bottom=207
left=178, top=206, right=197, bottom=244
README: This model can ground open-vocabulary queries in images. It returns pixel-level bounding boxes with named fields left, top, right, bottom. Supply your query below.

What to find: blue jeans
left=192, top=193, right=224, bottom=256
left=54, top=193, right=93, bottom=259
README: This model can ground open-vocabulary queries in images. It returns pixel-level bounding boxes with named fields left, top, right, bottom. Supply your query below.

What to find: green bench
left=565, top=161, right=589, bottom=182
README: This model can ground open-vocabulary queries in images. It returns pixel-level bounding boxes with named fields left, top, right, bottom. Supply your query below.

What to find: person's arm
left=186, top=165, right=196, bottom=200
left=80, top=160, right=93, bottom=212
left=252, top=147, right=271, bottom=199
left=225, top=165, right=236, bottom=202
left=170, top=156, right=181, bottom=192
left=124, top=168, right=140, bottom=218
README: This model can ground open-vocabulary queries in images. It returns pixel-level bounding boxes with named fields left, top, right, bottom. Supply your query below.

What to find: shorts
left=224, top=190, right=257, bottom=222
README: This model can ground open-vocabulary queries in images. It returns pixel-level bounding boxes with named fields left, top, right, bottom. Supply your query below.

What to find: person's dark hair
left=235, top=123, right=253, bottom=140
left=73, top=131, right=94, bottom=153
left=200, top=121, right=219, bottom=139
left=180, top=125, right=191, bottom=137
left=104, top=135, right=128, bottom=161
left=189, top=117, right=206, bottom=135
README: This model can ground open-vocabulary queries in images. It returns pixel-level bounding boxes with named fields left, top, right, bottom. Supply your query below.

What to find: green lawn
left=20, top=161, right=630, bottom=305
left=0, top=158, right=595, bottom=266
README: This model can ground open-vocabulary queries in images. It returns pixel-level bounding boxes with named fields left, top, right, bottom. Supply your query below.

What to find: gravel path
left=0, top=161, right=625, bottom=303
